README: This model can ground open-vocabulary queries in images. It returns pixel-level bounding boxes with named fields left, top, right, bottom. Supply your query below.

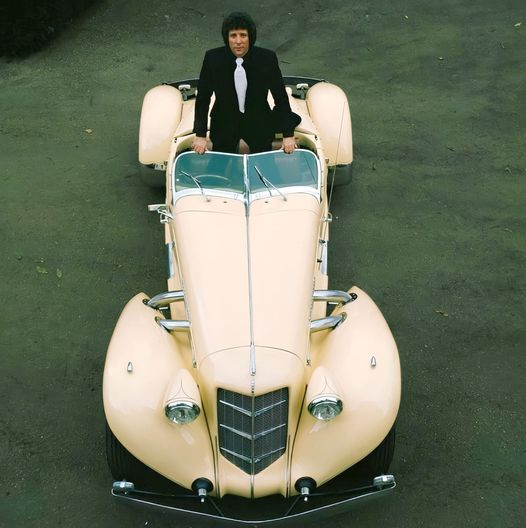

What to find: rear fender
left=306, top=82, right=353, bottom=166
left=139, top=85, right=183, bottom=165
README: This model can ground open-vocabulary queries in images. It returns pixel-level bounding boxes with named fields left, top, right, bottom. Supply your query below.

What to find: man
left=192, top=12, right=300, bottom=155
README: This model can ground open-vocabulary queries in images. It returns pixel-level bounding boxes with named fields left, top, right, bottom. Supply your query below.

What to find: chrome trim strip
left=249, top=344, right=256, bottom=377
left=242, top=153, right=250, bottom=204
left=245, top=152, right=256, bottom=379
left=147, top=290, right=185, bottom=308
left=220, top=446, right=284, bottom=464
left=219, top=422, right=286, bottom=440
left=218, top=398, right=287, bottom=417
left=253, top=447, right=284, bottom=463
left=319, top=242, right=328, bottom=275
left=219, top=424, right=253, bottom=440
left=218, top=399, right=253, bottom=417
left=254, top=399, right=287, bottom=417
left=219, top=447, right=252, bottom=464
left=254, top=423, right=287, bottom=439
left=166, top=242, right=176, bottom=278
left=309, top=314, right=346, bottom=333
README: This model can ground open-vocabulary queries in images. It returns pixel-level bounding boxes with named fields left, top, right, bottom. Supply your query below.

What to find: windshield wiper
left=180, top=170, right=210, bottom=202
left=254, top=165, right=287, bottom=201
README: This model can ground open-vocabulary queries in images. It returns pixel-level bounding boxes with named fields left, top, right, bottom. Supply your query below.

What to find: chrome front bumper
left=111, top=475, right=396, bottom=526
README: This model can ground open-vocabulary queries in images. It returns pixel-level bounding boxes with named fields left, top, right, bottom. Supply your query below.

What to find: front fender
left=103, top=293, right=215, bottom=489
left=291, top=286, right=400, bottom=488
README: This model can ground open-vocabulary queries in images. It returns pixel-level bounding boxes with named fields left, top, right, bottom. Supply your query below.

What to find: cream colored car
left=103, top=78, right=401, bottom=524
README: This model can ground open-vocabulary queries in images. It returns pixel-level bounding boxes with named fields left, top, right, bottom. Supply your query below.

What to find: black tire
left=138, top=163, right=166, bottom=189
left=106, top=422, right=150, bottom=483
left=327, top=163, right=353, bottom=187
left=105, top=422, right=188, bottom=492
left=357, top=421, right=396, bottom=475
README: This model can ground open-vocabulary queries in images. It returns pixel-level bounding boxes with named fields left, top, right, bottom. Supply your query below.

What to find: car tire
left=138, top=163, right=166, bottom=189
left=327, top=163, right=353, bottom=187
left=105, top=422, right=151, bottom=483
left=358, top=421, right=396, bottom=475
left=106, top=422, right=187, bottom=493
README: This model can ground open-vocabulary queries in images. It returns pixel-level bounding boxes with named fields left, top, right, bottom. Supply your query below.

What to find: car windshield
left=174, top=152, right=245, bottom=193
left=173, top=150, right=319, bottom=197
left=247, top=150, right=318, bottom=193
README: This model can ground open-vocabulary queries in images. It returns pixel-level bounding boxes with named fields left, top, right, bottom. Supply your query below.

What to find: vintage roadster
left=103, top=77, right=401, bottom=525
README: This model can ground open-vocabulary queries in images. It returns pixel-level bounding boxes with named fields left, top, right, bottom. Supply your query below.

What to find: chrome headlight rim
left=164, top=400, right=200, bottom=424
left=308, top=395, right=343, bottom=421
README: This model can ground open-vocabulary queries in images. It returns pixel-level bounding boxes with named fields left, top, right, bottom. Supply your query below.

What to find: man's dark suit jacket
left=193, top=46, right=299, bottom=149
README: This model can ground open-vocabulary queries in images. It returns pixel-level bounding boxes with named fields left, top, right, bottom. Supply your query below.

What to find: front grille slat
left=218, top=387, right=289, bottom=475
left=254, top=399, right=288, bottom=416
left=218, top=399, right=254, bottom=416
left=219, top=422, right=286, bottom=440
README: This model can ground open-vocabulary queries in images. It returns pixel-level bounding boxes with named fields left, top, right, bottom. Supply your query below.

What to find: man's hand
left=282, top=136, right=296, bottom=154
left=192, top=136, right=208, bottom=155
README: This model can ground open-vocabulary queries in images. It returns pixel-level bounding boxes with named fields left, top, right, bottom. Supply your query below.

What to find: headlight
left=165, top=400, right=200, bottom=424
left=308, top=395, right=343, bottom=421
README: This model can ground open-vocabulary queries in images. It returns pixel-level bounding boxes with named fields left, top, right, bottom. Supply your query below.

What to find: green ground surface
left=1, top=1, right=524, bottom=526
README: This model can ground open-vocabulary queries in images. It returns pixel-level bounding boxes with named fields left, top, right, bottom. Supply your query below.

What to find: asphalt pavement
left=1, top=1, right=524, bottom=527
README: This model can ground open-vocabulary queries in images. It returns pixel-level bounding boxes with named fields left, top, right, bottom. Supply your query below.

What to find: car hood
left=171, top=192, right=322, bottom=365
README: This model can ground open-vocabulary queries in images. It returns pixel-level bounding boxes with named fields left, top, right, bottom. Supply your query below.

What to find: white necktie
left=234, top=58, right=247, bottom=113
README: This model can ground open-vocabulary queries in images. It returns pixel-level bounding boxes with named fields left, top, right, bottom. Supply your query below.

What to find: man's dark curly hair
left=221, top=12, right=257, bottom=48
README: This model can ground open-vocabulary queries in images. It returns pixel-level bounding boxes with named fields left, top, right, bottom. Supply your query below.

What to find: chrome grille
left=217, top=388, right=289, bottom=475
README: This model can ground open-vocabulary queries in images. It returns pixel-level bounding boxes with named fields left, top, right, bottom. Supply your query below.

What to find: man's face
left=228, top=28, right=249, bottom=58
